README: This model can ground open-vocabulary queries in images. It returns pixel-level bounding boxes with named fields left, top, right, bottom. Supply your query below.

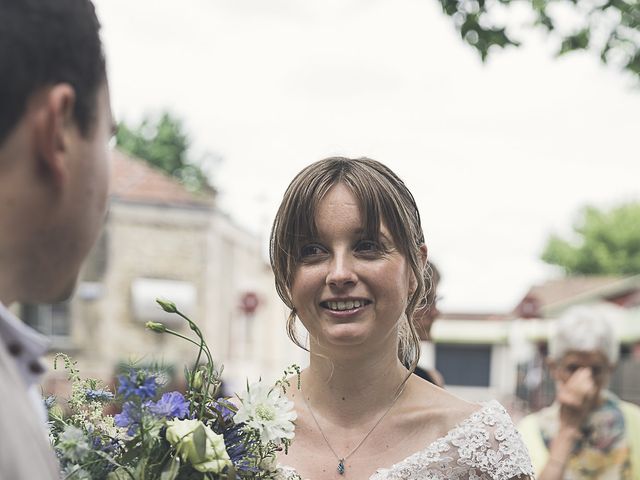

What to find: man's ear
left=32, top=84, right=77, bottom=186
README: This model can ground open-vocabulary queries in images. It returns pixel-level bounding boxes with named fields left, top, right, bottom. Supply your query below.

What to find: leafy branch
left=438, top=0, right=640, bottom=78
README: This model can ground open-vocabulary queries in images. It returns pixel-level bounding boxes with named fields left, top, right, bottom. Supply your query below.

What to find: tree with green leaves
left=438, top=0, right=640, bottom=77
left=542, top=202, right=640, bottom=275
left=116, top=111, right=215, bottom=193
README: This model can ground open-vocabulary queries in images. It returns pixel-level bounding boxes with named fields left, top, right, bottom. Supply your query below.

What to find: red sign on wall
left=240, top=292, right=259, bottom=315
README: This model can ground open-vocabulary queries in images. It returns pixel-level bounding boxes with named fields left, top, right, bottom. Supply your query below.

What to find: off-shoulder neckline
left=279, top=399, right=505, bottom=480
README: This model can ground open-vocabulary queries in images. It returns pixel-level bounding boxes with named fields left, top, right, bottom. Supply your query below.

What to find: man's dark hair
left=0, top=0, right=106, bottom=144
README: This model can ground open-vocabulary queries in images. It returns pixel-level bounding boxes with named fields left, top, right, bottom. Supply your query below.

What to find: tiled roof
left=513, top=276, right=640, bottom=317
left=522, top=276, right=622, bottom=307
left=110, top=149, right=214, bottom=208
left=438, top=312, right=513, bottom=321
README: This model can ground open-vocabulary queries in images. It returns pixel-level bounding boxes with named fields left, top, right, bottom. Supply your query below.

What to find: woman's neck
left=301, top=345, right=408, bottom=426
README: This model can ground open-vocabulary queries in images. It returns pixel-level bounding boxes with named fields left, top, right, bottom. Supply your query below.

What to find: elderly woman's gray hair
left=549, top=304, right=621, bottom=364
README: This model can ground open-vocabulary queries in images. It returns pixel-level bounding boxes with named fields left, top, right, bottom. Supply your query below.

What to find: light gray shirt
left=0, top=301, right=59, bottom=479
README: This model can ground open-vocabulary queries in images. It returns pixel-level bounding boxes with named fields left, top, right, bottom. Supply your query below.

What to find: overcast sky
left=93, top=0, right=640, bottom=312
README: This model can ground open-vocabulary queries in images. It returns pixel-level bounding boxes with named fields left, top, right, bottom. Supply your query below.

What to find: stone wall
left=43, top=199, right=301, bottom=393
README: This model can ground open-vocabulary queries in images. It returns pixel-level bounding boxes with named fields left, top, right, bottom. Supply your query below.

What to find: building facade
left=31, top=151, right=301, bottom=397
left=422, top=276, right=640, bottom=410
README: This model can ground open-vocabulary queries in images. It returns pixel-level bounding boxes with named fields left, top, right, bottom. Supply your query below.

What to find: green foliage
left=116, top=112, right=214, bottom=193
left=542, top=202, right=640, bottom=275
left=438, top=0, right=640, bottom=78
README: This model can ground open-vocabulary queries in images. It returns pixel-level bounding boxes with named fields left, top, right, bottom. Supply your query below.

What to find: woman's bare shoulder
left=400, top=375, right=482, bottom=436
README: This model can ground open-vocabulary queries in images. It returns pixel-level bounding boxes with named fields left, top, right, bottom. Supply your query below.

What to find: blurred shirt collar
left=0, top=301, right=49, bottom=388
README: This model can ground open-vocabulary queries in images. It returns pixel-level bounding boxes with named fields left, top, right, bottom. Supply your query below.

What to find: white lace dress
left=276, top=400, right=534, bottom=480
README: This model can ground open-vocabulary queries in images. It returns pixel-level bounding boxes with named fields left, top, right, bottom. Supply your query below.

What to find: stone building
left=29, top=150, right=301, bottom=395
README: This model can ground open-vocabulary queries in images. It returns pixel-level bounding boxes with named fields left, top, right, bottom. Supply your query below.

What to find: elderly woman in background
left=518, top=305, right=640, bottom=479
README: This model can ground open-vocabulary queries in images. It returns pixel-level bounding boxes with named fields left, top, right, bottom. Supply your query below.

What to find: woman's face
left=290, top=183, right=415, bottom=353
left=553, top=350, right=612, bottom=399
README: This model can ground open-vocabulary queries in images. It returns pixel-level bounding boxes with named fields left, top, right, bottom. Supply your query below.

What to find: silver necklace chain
left=301, top=381, right=407, bottom=475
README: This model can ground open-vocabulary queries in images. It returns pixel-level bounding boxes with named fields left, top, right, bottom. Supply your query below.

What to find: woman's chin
left=316, top=323, right=371, bottom=347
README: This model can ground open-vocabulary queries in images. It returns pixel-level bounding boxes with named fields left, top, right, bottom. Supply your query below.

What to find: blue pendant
left=337, top=459, right=345, bottom=475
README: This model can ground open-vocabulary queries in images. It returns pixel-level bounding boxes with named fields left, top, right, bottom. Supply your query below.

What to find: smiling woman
left=270, top=157, right=427, bottom=373
left=268, top=157, right=534, bottom=480
left=292, top=183, right=417, bottom=355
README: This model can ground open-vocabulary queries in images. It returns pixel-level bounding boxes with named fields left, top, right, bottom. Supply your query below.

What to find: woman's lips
left=320, top=299, right=372, bottom=318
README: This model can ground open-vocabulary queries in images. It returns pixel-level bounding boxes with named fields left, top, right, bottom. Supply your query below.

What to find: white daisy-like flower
left=57, top=425, right=90, bottom=462
left=234, top=381, right=297, bottom=445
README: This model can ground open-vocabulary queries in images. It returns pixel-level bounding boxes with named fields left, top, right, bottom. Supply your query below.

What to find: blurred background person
left=518, top=305, right=640, bottom=479
left=0, top=0, right=112, bottom=477
left=413, top=260, right=445, bottom=387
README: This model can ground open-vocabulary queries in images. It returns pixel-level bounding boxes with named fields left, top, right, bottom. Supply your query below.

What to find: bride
left=269, top=157, right=533, bottom=480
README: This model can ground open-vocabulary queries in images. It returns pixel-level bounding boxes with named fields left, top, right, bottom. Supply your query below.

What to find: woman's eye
left=356, top=240, right=380, bottom=252
left=565, top=364, right=579, bottom=374
left=300, top=244, right=325, bottom=257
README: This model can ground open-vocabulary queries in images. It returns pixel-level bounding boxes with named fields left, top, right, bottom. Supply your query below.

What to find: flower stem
left=164, top=311, right=217, bottom=417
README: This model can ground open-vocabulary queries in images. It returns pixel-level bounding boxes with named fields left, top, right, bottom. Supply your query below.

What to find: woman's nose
left=326, top=252, right=357, bottom=288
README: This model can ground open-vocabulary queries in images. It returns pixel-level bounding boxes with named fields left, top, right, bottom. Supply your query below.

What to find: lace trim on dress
left=276, top=400, right=534, bottom=480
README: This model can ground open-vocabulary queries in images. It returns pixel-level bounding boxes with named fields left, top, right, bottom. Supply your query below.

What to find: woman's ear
left=409, top=244, right=429, bottom=294
left=419, top=244, right=428, bottom=268
left=546, top=358, right=560, bottom=380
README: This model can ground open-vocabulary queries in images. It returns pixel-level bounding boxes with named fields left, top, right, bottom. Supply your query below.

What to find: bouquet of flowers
left=47, top=299, right=299, bottom=480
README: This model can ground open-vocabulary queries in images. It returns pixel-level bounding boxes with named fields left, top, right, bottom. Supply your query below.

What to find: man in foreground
left=0, top=0, right=113, bottom=476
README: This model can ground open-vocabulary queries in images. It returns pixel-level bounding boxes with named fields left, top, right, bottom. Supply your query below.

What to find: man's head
left=0, top=0, right=107, bottom=144
left=0, top=0, right=113, bottom=305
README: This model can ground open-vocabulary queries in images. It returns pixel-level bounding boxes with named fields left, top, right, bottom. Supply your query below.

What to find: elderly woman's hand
left=557, top=367, right=598, bottom=430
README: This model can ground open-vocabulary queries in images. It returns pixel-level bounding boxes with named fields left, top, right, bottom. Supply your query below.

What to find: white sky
left=93, top=0, right=640, bottom=313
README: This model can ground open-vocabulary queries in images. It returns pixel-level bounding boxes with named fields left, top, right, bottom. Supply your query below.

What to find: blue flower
left=223, top=422, right=258, bottom=474
left=213, top=398, right=236, bottom=423
left=117, top=370, right=158, bottom=401
left=146, top=392, right=189, bottom=420
left=114, top=401, right=143, bottom=435
left=44, top=395, right=56, bottom=410
left=209, top=399, right=257, bottom=473
left=90, top=434, right=119, bottom=457
left=85, top=389, right=114, bottom=402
